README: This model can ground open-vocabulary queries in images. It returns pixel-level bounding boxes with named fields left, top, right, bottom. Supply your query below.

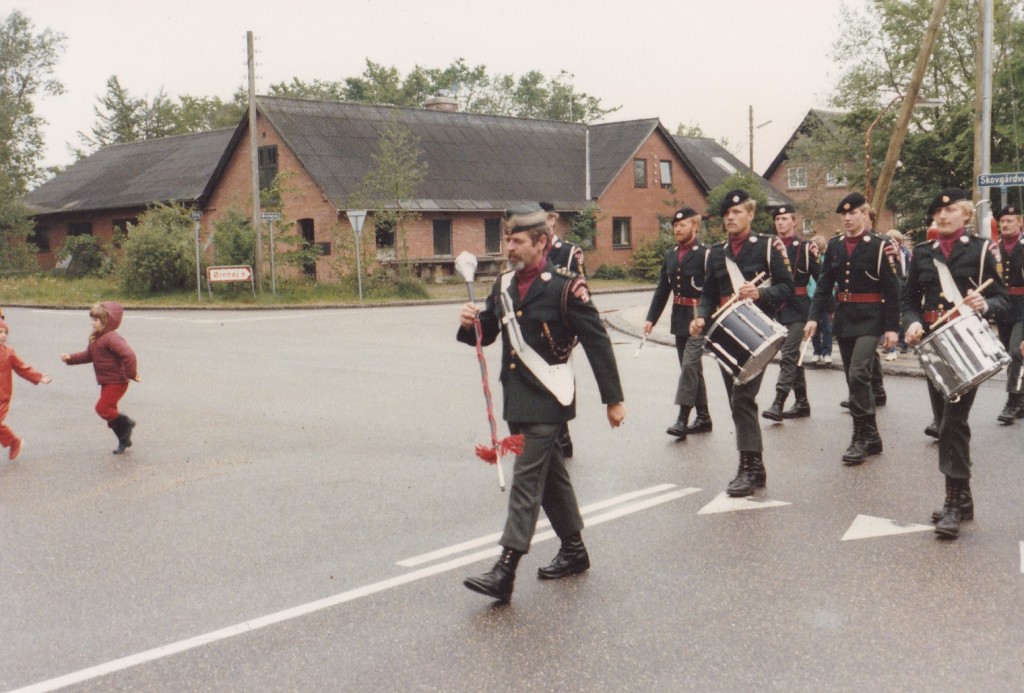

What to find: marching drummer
left=804, top=192, right=900, bottom=466
left=691, top=189, right=794, bottom=497
left=993, top=203, right=1024, bottom=424
left=902, top=188, right=1008, bottom=540
left=762, top=204, right=819, bottom=422
left=643, top=207, right=713, bottom=439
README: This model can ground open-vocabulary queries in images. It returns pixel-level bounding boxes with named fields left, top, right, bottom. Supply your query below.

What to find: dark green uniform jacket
left=809, top=232, right=901, bottom=338
left=548, top=236, right=585, bottom=275
left=999, top=235, right=1024, bottom=324
left=457, top=263, right=623, bottom=424
left=902, top=234, right=1008, bottom=331
left=698, top=233, right=795, bottom=322
left=777, top=237, right=820, bottom=326
left=645, top=242, right=709, bottom=335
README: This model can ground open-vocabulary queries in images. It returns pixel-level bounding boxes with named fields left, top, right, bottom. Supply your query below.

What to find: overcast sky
left=8, top=0, right=868, bottom=178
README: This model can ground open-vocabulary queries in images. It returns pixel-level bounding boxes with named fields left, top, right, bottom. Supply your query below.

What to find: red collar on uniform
left=515, top=259, right=546, bottom=301
left=728, top=232, right=749, bottom=257
left=937, top=228, right=965, bottom=259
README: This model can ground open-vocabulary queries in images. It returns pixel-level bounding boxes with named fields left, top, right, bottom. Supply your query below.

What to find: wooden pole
left=872, top=0, right=949, bottom=217
left=247, top=31, right=263, bottom=292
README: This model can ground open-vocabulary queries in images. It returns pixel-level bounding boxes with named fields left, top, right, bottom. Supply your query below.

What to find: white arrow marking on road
left=398, top=484, right=698, bottom=567
left=697, top=491, right=791, bottom=515
left=841, top=514, right=933, bottom=541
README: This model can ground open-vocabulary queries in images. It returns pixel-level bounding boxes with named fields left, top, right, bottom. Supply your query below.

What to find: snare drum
left=703, top=299, right=787, bottom=384
left=915, top=312, right=1010, bottom=401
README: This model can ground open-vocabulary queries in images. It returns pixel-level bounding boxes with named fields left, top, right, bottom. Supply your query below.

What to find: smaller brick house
left=764, top=109, right=893, bottom=237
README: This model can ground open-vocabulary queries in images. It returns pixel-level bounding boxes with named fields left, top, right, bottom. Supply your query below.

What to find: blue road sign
left=978, top=172, right=1024, bottom=187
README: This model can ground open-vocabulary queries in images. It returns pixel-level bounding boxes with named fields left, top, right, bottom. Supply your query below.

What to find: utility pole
left=749, top=105, right=754, bottom=171
left=973, top=0, right=995, bottom=237
left=872, top=0, right=949, bottom=216
left=247, top=31, right=263, bottom=292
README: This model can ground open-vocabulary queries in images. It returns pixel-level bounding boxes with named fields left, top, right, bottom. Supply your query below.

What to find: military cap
left=538, top=201, right=556, bottom=213
left=772, top=204, right=797, bottom=218
left=505, top=203, right=549, bottom=232
left=719, top=189, right=751, bottom=217
left=673, top=207, right=699, bottom=222
left=995, top=204, right=1021, bottom=220
left=926, top=188, right=969, bottom=218
left=835, top=192, right=867, bottom=214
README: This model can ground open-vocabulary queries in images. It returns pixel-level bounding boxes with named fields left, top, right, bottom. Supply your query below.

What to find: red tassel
left=474, top=434, right=524, bottom=465
left=474, top=444, right=498, bottom=464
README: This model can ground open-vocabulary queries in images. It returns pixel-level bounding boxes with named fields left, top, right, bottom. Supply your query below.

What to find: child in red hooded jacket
left=61, top=302, right=139, bottom=454
left=0, top=318, right=52, bottom=460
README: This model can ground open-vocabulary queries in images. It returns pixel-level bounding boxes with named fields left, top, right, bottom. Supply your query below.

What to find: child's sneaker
left=822, top=355, right=833, bottom=365
left=9, top=437, right=22, bottom=460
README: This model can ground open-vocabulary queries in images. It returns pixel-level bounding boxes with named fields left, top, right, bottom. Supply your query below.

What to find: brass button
left=509, top=363, right=516, bottom=370
left=516, top=310, right=523, bottom=318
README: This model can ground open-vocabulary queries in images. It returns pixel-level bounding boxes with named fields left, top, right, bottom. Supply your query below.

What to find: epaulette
left=554, top=266, right=577, bottom=280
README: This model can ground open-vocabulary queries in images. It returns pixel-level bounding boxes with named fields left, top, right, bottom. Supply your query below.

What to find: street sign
left=207, top=265, right=253, bottom=282
left=189, top=210, right=202, bottom=221
left=260, top=211, right=282, bottom=221
left=978, top=172, right=1024, bottom=187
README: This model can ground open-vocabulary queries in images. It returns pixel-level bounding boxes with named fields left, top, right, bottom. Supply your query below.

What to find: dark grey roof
left=257, top=96, right=587, bottom=212
left=23, top=128, right=236, bottom=215
left=675, top=135, right=793, bottom=208
left=587, top=119, right=659, bottom=197
left=762, top=109, right=845, bottom=180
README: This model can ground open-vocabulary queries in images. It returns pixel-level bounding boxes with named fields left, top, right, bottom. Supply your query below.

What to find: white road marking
left=841, top=514, right=933, bottom=541
left=397, top=483, right=680, bottom=567
left=697, top=492, right=791, bottom=515
left=8, top=486, right=696, bottom=693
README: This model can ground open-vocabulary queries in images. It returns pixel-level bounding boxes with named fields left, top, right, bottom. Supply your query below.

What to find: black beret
left=995, top=204, right=1021, bottom=220
left=772, top=204, right=797, bottom=218
left=926, top=188, right=969, bottom=218
left=505, top=203, right=548, bottom=232
left=719, top=189, right=751, bottom=217
left=673, top=207, right=699, bottom=222
left=835, top=192, right=867, bottom=213
left=538, top=201, right=555, bottom=213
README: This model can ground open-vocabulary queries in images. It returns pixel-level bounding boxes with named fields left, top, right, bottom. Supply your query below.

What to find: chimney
left=423, top=96, right=459, bottom=112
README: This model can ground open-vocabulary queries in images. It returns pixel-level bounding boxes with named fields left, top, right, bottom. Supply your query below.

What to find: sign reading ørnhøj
left=207, top=265, right=253, bottom=283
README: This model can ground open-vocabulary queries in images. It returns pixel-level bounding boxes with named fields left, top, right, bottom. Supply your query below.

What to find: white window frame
left=826, top=170, right=848, bottom=188
left=612, top=217, right=632, bottom=248
left=787, top=166, right=808, bottom=190
left=659, top=160, right=673, bottom=188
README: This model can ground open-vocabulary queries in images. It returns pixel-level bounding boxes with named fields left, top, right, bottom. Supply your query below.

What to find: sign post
left=260, top=211, right=282, bottom=296
left=346, top=210, right=368, bottom=301
left=190, top=210, right=202, bottom=301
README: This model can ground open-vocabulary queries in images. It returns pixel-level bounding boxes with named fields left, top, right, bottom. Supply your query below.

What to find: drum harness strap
left=498, top=271, right=576, bottom=406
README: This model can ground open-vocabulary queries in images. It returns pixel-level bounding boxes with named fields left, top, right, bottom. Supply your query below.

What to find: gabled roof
left=587, top=119, right=704, bottom=199
left=675, top=135, right=794, bottom=208
left=257, top=96, right=586, bottom=212
left=763, top=109, right=845, bottom=180
left=23, top=128, right=236, bottom=215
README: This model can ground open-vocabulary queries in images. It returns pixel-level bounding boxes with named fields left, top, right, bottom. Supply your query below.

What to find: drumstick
left=634, top=332, right=648, bottom=358
left=711, top=272, right=767, bottom=320
left=929, top=278, right=994, bottom=329
left=796, top=336, right=812, bottom=367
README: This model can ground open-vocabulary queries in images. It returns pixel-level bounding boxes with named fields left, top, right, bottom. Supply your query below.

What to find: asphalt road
left=1, top=294, right=1023, bottom=692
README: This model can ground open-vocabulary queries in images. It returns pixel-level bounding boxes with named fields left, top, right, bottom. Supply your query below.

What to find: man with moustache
left=992, top=204, right=1024, bottom=424
left=804, top=192, right=900, bottom=466
left=691, top=190, right=794, bottom=496
left=762, top=204, right=819, bottom=421
left=643, top=207, right=713, bottom=439
left=457, top=203, right=625, bottom=603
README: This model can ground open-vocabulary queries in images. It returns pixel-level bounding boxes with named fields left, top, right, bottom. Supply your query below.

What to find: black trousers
left=926, top=381, right=977, bottom=480
left=674, top=334, right=708, bottom=409
left=838, top=335, right=879, bottom=418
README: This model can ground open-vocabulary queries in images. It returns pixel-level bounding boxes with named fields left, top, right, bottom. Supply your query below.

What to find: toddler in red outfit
left=0, top=319, right=52, bottom=460
left=61, top=302, right=139, bottom=454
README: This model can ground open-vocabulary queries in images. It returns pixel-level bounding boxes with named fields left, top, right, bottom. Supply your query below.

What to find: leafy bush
left=630, top=234, right=674, bottom=281
left=118, top=204, right=196, bottom=293
left=211, top=209, right=255, bottom=266
left=590, top=264, right=629, bottom=280
left=56, top=234, right=108, bottom=276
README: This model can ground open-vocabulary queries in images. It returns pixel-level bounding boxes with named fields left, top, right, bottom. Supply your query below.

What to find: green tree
left=0, top=172, right=37, bottom=273
left=825, top=0, right=1024, bottom=217
left=0, top=10, right=65, bottom=193
left=118, top=204, right=196, bottom=293
left=353, top=116, right=428, bottom=279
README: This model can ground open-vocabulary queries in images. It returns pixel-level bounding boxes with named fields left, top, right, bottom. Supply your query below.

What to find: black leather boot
left=841, top=417, right=867, bottom=465
left=112, top=415, right=135, bottom=455
left=537, top=532, right=590, bottom=580
left=932, top=478, right=974, bottom=523
left=686, top=405, right=712, bottom=434
left=924, top=419, right=940, bottom=438
left=726, top=452, right=765, bottom=497
left=761, top=390, right=788, bottom=422
left=666, top=405, right=691, bottom=439
left=783, top=386, right=811, bottom=418
left=861, top=414, right=883, bottom=455
left=464, top=547, right=521, bottom=602
left=997, top=393, right=1023, bottom=425
left=935, top=478, right=969, bottom=539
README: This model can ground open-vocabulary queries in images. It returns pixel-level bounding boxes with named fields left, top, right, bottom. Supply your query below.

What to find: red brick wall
left=33, top=208, right=147, bottom=269
left=588, top=130, right=706, bottom=271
